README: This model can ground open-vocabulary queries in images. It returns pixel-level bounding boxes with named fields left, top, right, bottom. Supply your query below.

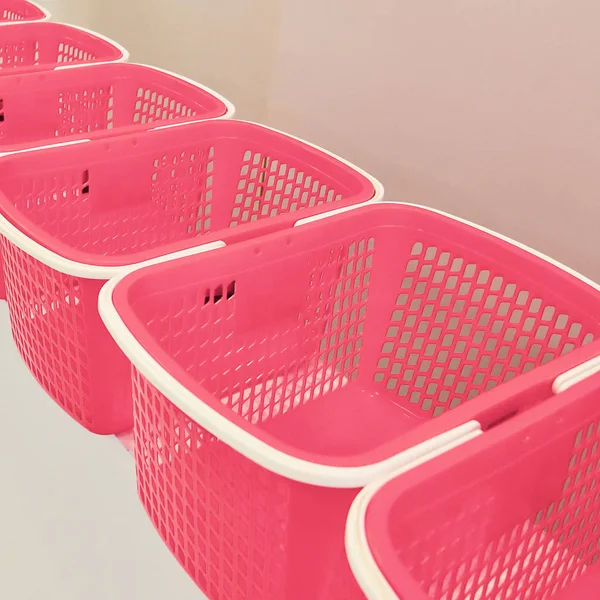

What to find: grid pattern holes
left=133, top=368, right=290, bottom=599
left=55, top=85, right=114, bottom=137
left=57, top=41, right=94, bottom=63
left=398, top=422, right=600, bottom=600
left=230, top=151, right=344, bottom=227
left=138, top=238, right=373, bottom=427
left=2, top=9, right=27, bottom=21
left=150, top=146, right=214, bottom=238
left=1, top=239, right=93, bottom=428
left=0, top=39, right=38, bottom=68
left=9, top=146, right=215, bottom=258
left=375, top=243, right=596, bottom=417
left=133, top=87, right=196, bottom=125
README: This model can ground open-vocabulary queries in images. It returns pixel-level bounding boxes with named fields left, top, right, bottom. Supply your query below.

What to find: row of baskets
left=2, top=3, right=600, bottom=599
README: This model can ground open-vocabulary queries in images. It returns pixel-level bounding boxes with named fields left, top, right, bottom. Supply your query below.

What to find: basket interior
left=0, top=121, right=371, bottom=265
left=0, top=23, right=121, bottom=72
left=365, top=383, right=600, bottom=600
left=118, top=205, right=600, bottom=464
left=0, top=64, right=228, bottom=147
left=0, top=0, right=45, bottom=22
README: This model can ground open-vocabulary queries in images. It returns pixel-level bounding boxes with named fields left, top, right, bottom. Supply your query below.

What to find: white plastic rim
left=0, top=137, right=91, bottom=159
left=552, top=354, right=600, bottom=394
left=49, top=22, right=130, bottom=67
left=99, top=264, right=481, bottom=487
left=298, top=201, right=600, bottom=296
left=0, top=206, right=226, bottom=278
left=0, top=0, right=51, bottom=23
left=345, top=429, right=482, bottom=600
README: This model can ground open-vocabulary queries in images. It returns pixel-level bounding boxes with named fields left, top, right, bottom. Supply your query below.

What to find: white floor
left=0, top=303, right=206, bottom=599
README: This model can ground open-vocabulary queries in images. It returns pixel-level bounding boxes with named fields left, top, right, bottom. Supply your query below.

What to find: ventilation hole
left=203, top=282, right=236, bottom=305
left=81, top=170, right=90, bottom=195
left=226, top=281, right=236, bottom=299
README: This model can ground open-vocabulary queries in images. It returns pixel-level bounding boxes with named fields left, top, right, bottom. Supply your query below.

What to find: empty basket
left=0, top=120, right=382, bottom=434
left=0, top=0, right=49, bottom=22
left=0, top=62, right=234, bottom=153
left=98, top=203, right=600, bottom=599
left=0, top=22, right=127, bottom=75
left=346, top=344, right=600, bottom=600
left=0, top=63, right=234, bottom=300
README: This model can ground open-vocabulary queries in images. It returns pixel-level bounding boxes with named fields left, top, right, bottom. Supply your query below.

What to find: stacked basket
left=0, top=3, right=599, bottom=600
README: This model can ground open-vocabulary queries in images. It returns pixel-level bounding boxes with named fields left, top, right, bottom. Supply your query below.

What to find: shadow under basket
left=346, top=350, right=600, bottom=600
left=0, top=22, right=126, bottom=76
left=0, top=119, right=381, bottom=434
left=98, top=202, right=600, bottom=599
left=0, top=0, right=49, bottom=23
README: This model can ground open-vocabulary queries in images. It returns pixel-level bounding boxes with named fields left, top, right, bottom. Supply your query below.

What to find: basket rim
left=0, top=121, right=383, bottom=279
left=0, top=21, right=129, bottom=63
left=1, top=62, right=236, bottom=117
left=0, top=61, right=236, bottom=153
left=344, top=431, right=480, bottom=600
left=345, top=362, right=600, bottom=599
left=97, top=201, right=600, bottom=486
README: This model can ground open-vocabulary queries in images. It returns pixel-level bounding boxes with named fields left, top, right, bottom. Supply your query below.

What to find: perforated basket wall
left=131, top=367, right=361, bottom=600
left=108, top=204, right=600, bottom=600
left=125, top=204, right=600, bottom=429
left=358, top=369, right=600, bottom=600
left=0, top=63, right=232, bottom=151
left=0, top=121, right=379, bottom=433
left=0, top=22, right=125, bottom=76
left=0, top=119, right=378, bottom=268
left=1, top=240, right=132, bottom=433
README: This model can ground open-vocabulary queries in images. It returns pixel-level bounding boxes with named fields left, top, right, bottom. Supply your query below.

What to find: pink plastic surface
left=0, top=63, right=231, bottom=152
left=362, top=354, right=600, bottom=600
left=0, top=0, right=46, bottom=22
left=0, top=22, right=124, bottom=75
left=2, top=249, right=131, bottom=433
left=0, top=120, right=378, bottom=433
left=132, top=368, right=360, bottom=600
left=109, top=203, right=600, bottom=598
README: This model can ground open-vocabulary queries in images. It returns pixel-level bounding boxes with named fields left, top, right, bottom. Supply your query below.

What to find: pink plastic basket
left=0, top=0, right=49, bottom=22
left=0, top=22, right=127, bottom=75
left=98, top=203, right=600, bottom=599
left=0, top=62, right=234, bottom=300
left=346, top=343, right=600, bottom=600
left=0, top=62, right=234, bottom=152
left=0, top=120, right=382, bottom=434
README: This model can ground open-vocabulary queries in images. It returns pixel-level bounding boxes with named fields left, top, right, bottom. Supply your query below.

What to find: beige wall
left=38, top=0, right=600, bottom=280
left=266, top=0, right=600, bottom=281
left=38, top=0, right=92, bottom=27
left=91, top=0, right=279, bottom=122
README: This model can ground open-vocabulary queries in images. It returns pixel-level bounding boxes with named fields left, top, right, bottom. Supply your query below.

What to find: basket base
left=259, top=382, right=423, bottom=460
